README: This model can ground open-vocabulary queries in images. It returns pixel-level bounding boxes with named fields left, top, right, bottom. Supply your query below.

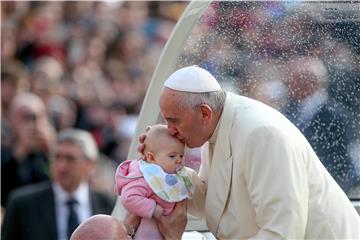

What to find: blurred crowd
left=1, top=0, right=359, bottom=231
left=179, top=2, right=360, bottom=194
left=1, top=1, right=187, bottom=211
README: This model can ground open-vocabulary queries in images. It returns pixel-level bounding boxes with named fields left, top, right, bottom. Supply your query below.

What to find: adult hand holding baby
left=154, top=200, right=188, bottom=240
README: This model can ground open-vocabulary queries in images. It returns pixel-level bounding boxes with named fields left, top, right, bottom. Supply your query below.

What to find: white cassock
left=188, top=92, right=359, bottom=239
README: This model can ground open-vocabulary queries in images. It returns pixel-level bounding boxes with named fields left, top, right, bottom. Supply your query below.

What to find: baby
left=115, top=124, right=194, bottom=239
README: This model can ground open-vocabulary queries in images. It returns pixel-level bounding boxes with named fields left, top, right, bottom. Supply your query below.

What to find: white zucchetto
left=164, top=65, right=221, bottom=93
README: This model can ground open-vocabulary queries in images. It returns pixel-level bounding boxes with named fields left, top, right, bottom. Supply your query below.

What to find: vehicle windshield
left=177, top=1, right=360, bottom=198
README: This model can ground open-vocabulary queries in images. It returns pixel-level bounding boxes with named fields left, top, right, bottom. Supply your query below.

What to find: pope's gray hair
left=177, top=90, right=226, bottom=112
left=57, top=128, right=98, bottom=161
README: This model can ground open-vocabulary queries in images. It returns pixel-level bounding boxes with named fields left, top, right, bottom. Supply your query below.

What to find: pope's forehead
left=160, top=87, right=174, bottom=97
left=160, top=88, right=182, bottom=104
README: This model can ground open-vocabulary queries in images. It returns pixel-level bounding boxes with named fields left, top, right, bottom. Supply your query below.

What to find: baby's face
left=153, top=136, right=185, bottom=174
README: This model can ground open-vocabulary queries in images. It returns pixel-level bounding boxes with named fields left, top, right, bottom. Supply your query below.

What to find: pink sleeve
left=120, top=178, right=157, bottom=218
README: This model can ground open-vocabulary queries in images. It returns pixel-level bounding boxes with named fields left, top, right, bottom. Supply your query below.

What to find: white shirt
left=53, top=182, right=92, bottom=240
left=296, top=89, right=328, bottom=128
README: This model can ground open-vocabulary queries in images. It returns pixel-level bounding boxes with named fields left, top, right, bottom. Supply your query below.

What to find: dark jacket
left=300, top=99, right=359, bottom=193
left=286, top=98, right=359, bottom=193
left=1, top=147, right=50, bottom=207
left=1, top=181, right=115, bottom=240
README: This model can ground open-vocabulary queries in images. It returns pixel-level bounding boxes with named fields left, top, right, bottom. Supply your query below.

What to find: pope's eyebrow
left=165, top=117, right=178, bottom=123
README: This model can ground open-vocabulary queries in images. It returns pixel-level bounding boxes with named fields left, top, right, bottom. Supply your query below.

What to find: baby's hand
left=137, top=126, right=151, bottom=158
left=137, top=133, right=146, bottom=157
left=153, top=205, right=164, bottom=219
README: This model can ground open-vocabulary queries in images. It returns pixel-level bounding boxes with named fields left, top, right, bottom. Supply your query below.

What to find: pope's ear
left=146, top=152, right=156, bottom=163
left=198, top=104, right=212, bottom=123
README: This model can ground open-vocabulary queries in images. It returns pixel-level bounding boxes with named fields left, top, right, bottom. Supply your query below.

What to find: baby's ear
left=146, top=152, right=156, bottom=163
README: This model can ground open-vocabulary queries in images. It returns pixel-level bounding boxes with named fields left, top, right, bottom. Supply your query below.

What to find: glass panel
left=177, top=1, right=360, bottom=197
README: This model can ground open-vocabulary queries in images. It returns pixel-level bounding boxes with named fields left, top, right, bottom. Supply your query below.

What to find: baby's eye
left=180, top=154, right=184, bottom=159
left=169, top=155, right=176, bottom=158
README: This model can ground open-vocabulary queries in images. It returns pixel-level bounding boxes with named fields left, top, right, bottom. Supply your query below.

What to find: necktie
left=66, top=198, right=79, bottom=239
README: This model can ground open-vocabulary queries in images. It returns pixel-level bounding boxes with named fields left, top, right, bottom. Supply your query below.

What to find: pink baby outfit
left=115, top=159, right=175, bottom=240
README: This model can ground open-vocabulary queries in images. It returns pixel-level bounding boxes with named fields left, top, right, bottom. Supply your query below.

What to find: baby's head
left=143, top=124, right=185, bottom=173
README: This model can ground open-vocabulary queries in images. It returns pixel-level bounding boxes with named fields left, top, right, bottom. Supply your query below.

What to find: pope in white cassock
left=156, top=65, right=359, bottom=239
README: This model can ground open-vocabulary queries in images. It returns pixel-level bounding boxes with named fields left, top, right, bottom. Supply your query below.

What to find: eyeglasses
left=23, top=112, right=38, bottom=121
left=53, top=152, right=84, bottom=164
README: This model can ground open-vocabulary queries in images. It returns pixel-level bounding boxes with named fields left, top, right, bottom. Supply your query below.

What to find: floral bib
left=139, top=160, right=194, bottom=202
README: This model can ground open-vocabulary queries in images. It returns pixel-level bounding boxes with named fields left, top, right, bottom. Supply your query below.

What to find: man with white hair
left=2, top=128, right=115, bottom=240
left=140, top=65, right=359, bottom=239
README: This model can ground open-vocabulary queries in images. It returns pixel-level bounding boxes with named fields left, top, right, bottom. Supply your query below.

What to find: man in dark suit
left=1, top=92, right=55, bottom=208
left=285, top=57, right=359, bottom=194
left=1, top=128, right=116, bottom=240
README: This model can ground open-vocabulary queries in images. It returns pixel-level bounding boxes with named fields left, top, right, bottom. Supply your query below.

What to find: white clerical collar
left=53, top=182, right=90, bottom=205
left=298, top=90, right=328, bottom=123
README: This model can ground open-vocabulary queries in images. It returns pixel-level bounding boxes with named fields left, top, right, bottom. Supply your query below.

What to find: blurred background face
left=1, top=75, right=19, bottom=110
left=51, top=141, right=94, bottom=192
left=286, top=71, right=317, bottom=101
left=11, top=104, right=49, bottom=146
